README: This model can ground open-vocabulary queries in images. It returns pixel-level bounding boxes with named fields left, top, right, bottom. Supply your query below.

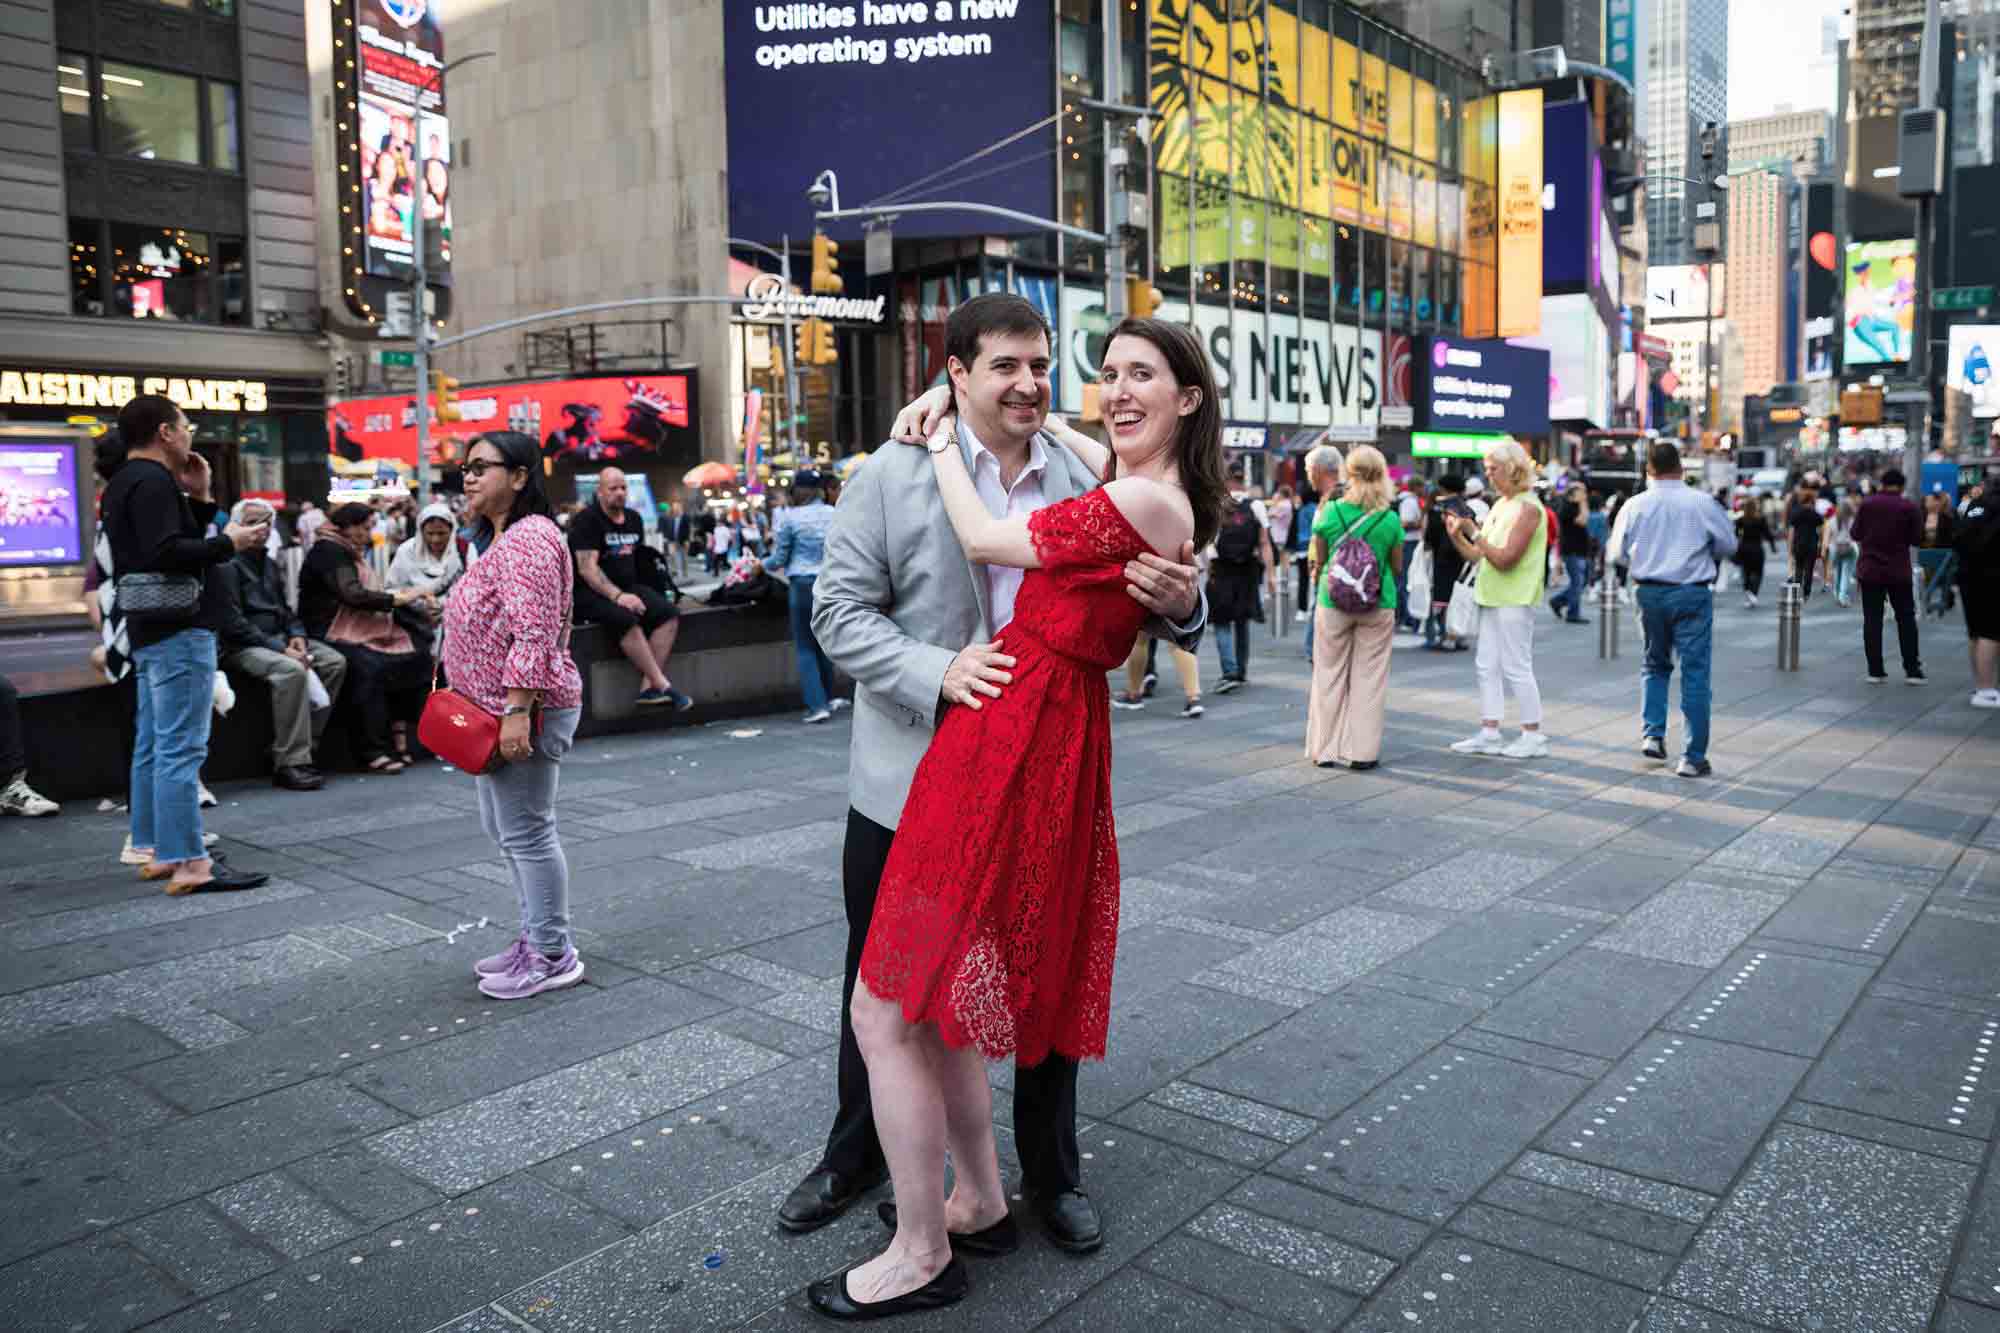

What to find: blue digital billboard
left=1542, top=101, right=1594, bottom=294
left=1414, top=336, right=1551, bottom=437
left=724, top=3, right=1056, bottom=244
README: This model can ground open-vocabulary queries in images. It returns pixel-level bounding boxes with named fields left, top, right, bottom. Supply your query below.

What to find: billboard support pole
left=1101, top=2, right=1125, bottom=321
left=816, top=201, right=1106, bottom=246
left=409, top=51, right=494, bottom=502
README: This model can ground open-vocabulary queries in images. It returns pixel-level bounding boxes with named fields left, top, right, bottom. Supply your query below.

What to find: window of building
left=156, top=0, right=236, bottom=14
left=103, top=222, right=245, bottom=324
left=208, top=81, right=241, bottom=173
left=58, top=53, right=93, bottom=150
left=100, top=62, right=201, bottom=164
left=69, top=218, right=103, bottom=316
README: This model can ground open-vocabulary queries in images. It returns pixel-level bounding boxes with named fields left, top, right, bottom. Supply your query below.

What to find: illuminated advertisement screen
left=1414, top=335, right=1550, bottom=436
left=1844, top=238, right=1916, bottom=366
left=1947, top=325, right=2000, bottom=418
left=329, top=374, right=695, bottom=468
left=1496, top=89, right=1544, bottom=337
left=336, top=0, right=450, bottom=312
left=0, top=442, right=83, bottom=566
left=723, top=3, right=1054, bottom=242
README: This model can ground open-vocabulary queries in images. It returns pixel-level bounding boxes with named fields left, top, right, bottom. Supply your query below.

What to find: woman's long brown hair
left=1097, top=317, right=1229, bottom=550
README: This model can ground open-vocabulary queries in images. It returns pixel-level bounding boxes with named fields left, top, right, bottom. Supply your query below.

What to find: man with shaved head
left=569, top=467, right=689, bottom=709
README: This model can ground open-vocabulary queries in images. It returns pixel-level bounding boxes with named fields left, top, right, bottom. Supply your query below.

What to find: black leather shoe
left=778, top=1167, right=887, bottom=1234
left=1030, top=1190, right=1103, bottom=1254
left=876, top=1200, right=1021, bottom=1256
left=806, top=1256, right=968, bottom=1320
left=273, top=765, right=324, bottom=791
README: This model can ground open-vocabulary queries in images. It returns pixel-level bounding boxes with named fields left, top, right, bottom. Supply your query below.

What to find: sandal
left=366, top=755, right=405, bottom=774
left=391, top=723, right=416, bottom=765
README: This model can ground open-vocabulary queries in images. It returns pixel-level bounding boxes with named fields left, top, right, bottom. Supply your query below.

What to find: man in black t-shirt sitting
left=570, top=468, right=690, bottom=709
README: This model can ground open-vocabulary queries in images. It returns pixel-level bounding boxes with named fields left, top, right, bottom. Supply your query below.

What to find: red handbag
left=417, top=672, right=530, bottom=775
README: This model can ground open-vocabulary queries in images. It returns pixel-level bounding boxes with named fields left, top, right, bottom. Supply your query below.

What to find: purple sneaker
left=478, top=945, right=585, bottom=1000
left=474, top=934, right=531, bottom=978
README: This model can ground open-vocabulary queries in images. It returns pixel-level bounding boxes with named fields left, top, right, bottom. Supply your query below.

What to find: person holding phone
left=98, top=394, right=270, bottom=894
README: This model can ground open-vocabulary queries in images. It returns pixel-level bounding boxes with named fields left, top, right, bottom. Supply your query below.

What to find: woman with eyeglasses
left=450, top=432, right=587, bottom=1001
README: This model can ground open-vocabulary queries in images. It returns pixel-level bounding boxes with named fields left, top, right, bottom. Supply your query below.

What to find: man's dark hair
left=1881, top=468, right=1905, bottom=489
left=944, top=293, right=1051, bottom=375
left=99, top=393, right=180, bottom=479
left=790, top=481, right=824, bottom=506
left=1436, top=473, right=1465, bottom=495
left=467, top=430, right=555, bottom=540
left=1647, top=441, right=1683, bottom=477
left=328, top=501, right=374, bottom=528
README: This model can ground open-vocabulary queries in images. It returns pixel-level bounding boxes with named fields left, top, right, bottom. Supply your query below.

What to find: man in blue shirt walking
left=1607, top=442, right=1739, bottom=776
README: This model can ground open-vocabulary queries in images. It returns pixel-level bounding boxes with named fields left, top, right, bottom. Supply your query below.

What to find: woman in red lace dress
left=816, top=320, right=1226, bottom=1317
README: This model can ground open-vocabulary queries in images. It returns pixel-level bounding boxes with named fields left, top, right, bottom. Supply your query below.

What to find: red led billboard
left=328, top=373, right=693, bottom=468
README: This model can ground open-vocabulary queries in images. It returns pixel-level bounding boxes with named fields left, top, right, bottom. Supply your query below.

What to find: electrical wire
left=868, top=110, right=1068, bottom=207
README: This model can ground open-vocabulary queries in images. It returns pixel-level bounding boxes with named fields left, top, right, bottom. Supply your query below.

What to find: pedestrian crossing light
left=796, top=317, right=837, bottom=366
left=430, top=371, right=462, bottom=422
left=811, top=231, right=842, bottom=295
left=1125, top=275, right=1162, bottom=319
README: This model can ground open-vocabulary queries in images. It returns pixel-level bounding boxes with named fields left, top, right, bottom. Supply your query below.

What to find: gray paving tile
left=1276, top=1049, right=1585, bottom=1222
left=1451, top=1201, right=1675, bottom=1290
left=1191, top=984, right=1475, bottom=1118
left=1109, top=922, right=1257, bottom=1004
left=1213, top=906, right=1446, bottom=994
left=1803, top=996, right=2000, bottom=1139
left=1541, top=1035, right=1809, bottom=1195
left=1375, top=850, right=1564, bottom=913
left=0, top=879, right=319, bottom=950
left=0, top=1232, right=187, bottom=1331
left=1039, top=1267, right=1291, bottom=1333
left=1186, top=1201, right=1395, bottom=1294
left=148, top=1172, right=632, bottom=1333
left=1591, top=880, right=1791, bottom=967
left=1082, top=983, right=1297, bottom=1117
left=1759, top=878, right=1924, bottom=955
left=1134, top=1233, right=1361, bottom=1330
left=1107, top=1101, right=1290, bottom=1168
left=1638, top=1298, right=1783, bottom=1331
left=1709, top=824, right=1852, bottom=879
left=1446, top=1029, right=1613, bottom=1079
left=1668, top=1125, right=1975, bottom=1332
left=209, top=1170, right=363, bottom=1260
left=1475, top=947, right=1704, bottom=1060
left=1939, top=1300, right=2000, bottom=1333
left=1385, top=904, right=1598, bottom=996
left=120, top=1197, right=283, bottom=1297
left=1345, top=1236, right=1651, bottom=1332
left=1509, top=1151, right=1717, bottom=1224
left=1782, top=1101, right=1988, bottom=1166
left=1147, top=1080, right=1318, bottom=1142
left=1226, top=1171, right=1433, bottom=1260
left=1661, top=946, right=1873, bottom=1057
left=1477, top=1175, right=1698, bottom=1255
left=0, top=1078, right=404, bottom=1266
left=1881, top=913, right=2000, bottom=1001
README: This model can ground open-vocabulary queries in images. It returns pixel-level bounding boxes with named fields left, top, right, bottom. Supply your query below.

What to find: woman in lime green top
left=1442, top=439, right=1550, bottom=759
left=1305, top=445, right=1403, bottom=769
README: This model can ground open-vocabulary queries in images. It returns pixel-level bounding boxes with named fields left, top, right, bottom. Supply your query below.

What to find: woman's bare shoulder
left=1101, top=476, right=1194, bottom=553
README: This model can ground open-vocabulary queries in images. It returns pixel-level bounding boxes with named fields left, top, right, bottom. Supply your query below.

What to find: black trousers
left=822, top=807, right=1081, bottom=1196
left=1861, top=578, right=1923, bottom=678
left=0, top=673, right=23, bottom=779
left=1740, top=553, right=1765, bottom=598
left=333, top=643, right=429, bottom=764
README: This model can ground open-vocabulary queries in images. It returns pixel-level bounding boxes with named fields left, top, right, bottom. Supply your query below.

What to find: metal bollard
left=1777, top=580, right=1803, bottom=671
left=1597, top=579, right=1619, bottom=659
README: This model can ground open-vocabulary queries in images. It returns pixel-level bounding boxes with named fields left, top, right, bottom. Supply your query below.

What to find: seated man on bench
left=570, top=467, right=691, bottom=710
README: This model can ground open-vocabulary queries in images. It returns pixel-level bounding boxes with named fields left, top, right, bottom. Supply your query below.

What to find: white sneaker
left=1746, top=592, right=1759, bottom=608
left=802, top=708, right=832, bottom=724
left=198, top=783, right=217, bottom=809
left=1293, top=610, right=1309, bottom=623
left=0, top=776, right=58, bottom=817
left=1451, top=732, right=1506, bottom=755
left=1972, top=689, right=2000, bottom=709
left=1499, top=732, right=1550, bottom=760
left=828, top=698, right=851, bottom=713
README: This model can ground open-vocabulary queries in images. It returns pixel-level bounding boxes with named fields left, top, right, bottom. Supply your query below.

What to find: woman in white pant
left=1443, top=439, right=1550, bottom=759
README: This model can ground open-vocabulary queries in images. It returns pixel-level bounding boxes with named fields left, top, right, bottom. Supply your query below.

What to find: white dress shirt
left=963, top=421, right=1050, bottom=633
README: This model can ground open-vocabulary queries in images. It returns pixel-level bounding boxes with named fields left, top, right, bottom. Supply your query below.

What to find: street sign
left=1933, top=286, right=1994, bottom=311
left=380, top=350, right=415, bottom=368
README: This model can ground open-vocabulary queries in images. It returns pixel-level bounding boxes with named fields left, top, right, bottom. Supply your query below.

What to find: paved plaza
left=3, top=590, right=1999, bottom=1331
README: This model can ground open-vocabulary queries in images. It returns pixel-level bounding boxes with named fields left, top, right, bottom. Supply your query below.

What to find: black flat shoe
left=779, top=1166, right=887, bottom=1234
left=806, top=1256, right=969, bottom=1321
left=1030, top=1190, right=1103, bottom=1254
left=877, top=1200, right=1021, bottom=1256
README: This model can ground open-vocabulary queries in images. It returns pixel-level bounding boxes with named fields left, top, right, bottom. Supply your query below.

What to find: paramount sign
left=740, top=273, right=886, bottom=325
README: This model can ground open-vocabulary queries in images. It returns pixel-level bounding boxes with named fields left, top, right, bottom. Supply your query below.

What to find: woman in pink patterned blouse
left=444, top=431, right=588, bottom=1001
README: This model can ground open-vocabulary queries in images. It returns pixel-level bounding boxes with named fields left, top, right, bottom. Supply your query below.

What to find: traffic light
left=810, top=232, right=841, bottom=295
left=431, top=371, right=462, bottom=422
left=794, top=319, right=816, bottom=366
left=809, top=318, right=836, bottom=365
left=1125, top=275, right=1162, bottom=319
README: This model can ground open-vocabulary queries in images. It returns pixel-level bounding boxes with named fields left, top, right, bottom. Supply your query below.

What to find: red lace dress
left=860, top=487, right=1156, bottom=1064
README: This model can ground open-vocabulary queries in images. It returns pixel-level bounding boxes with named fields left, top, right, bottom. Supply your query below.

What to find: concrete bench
left=13, top=597, right=825, bottom=801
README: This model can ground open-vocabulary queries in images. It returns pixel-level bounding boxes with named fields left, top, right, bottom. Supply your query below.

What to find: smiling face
left=1099, top=333, right=1198, bottom=474
left=948, top=329, right=1050, bottom=448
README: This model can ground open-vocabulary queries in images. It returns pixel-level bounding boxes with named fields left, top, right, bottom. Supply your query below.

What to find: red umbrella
left=684, top=462, right=737, bottom=488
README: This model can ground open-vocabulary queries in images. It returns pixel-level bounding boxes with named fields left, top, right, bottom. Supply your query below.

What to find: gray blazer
left=812, top=427, right=1202, bottom=830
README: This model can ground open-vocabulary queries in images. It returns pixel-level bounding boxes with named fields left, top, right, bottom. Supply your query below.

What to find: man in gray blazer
left=782, top=293, right=1204, bottom=1253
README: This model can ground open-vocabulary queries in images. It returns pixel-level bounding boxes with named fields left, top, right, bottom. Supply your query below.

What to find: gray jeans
left=475, top=706, right=580, bottom=953
left=225, top=641, right=347, bottom=768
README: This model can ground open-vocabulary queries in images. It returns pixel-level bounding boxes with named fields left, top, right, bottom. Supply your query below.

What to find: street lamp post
left=411, top=50, right=494, bottom=502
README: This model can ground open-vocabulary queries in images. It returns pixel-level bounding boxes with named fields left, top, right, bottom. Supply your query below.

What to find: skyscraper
left=1725, top=111, right=1833, bottom=399
left=1645, top=0, right=1729, bottom=266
